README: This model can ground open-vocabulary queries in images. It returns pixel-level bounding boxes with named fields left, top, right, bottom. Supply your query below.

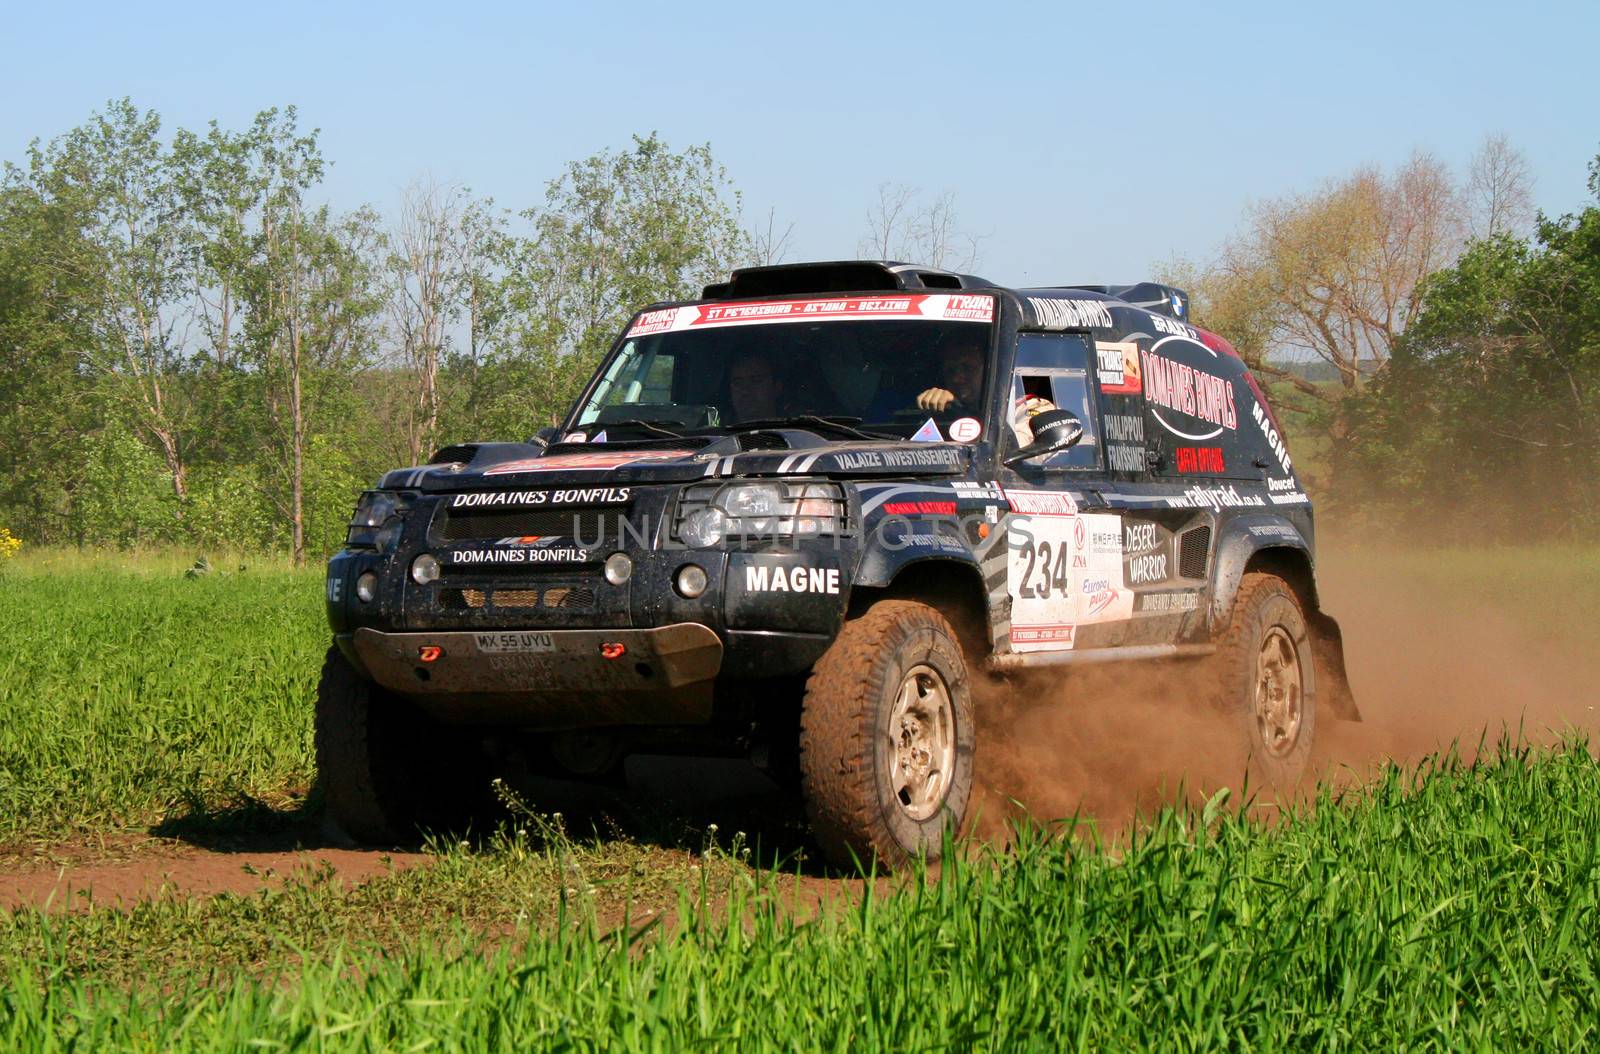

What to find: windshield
left=572, top=296, right=995, bottom=439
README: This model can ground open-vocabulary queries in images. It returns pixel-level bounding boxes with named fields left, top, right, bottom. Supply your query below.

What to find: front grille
left=544, top=586, right=596, bottom=609
left=435, top=507, right=618, bottom=543
left=1178, top=526, right=1211, bottom=579
left=438, top=585, right=597, bottom=610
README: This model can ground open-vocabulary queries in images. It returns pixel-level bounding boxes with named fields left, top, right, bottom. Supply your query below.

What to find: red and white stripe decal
left=1006, top=490, right=1079, bottom=516
left=625, top=294, right=994, bottom=337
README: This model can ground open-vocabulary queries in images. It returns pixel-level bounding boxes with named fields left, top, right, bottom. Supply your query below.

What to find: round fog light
left=355, top=571, right=378, bottom=603
left=675, top=564, right=708, bottom=598
left=410, top=553, right=441, bottom=585
left=604, top=552, right=633, bottom=585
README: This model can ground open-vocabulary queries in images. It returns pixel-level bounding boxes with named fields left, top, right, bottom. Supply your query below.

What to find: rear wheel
left=1211, top=573, right=1317, bottom=788
left=314, top=646, right=492, bottom=843
left=798, top=601, right=975, bottom=868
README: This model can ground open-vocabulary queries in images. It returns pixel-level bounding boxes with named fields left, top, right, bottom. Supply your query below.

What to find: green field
left=0, top=551, right=322, bottom=845
left=1, top=550, right=1598, bottom=1049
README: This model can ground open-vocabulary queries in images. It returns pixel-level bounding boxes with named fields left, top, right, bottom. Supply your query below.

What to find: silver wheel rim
left=888, top=663, right=956, bottom=821
left=1254, top=626, right=1303, bottom=758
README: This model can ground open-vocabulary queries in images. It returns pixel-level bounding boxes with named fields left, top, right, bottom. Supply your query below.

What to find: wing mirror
left=1003, top=409, right=1085, bottom=466
left=530, top=426, right=559, bottom=448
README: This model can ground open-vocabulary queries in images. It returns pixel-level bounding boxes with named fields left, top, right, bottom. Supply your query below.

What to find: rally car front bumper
left=342, top=622, right=724, bottom=727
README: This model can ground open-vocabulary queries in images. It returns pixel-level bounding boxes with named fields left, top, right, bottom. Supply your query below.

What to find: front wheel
left=314, top=646, right=492, bottom=843
left=1211, top=573, right=1318, bottom=789
left=798, top=601, right=975, bottom=869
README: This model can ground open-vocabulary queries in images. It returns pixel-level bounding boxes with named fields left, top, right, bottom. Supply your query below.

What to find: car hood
left=379, top=432, right=973, bottom=492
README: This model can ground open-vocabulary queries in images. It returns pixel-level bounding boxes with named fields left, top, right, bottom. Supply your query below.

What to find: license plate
left=473, top=631, right=556, bottom=654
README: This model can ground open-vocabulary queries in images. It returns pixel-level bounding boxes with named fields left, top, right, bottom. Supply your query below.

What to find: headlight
left=721, top=484, right=784, bottom=528
left=674, top=481, right=846, bottom=545
left=346, top=491, right=415, bottom=549
left=680, top=507, right=728, bottom=548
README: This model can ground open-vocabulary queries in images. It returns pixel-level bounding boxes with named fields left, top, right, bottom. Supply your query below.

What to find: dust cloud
left=970, top=542, right=1600, bottom=839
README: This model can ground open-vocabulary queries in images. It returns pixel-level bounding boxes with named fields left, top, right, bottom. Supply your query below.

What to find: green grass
left=2, top=745, right=1598, bottom=1050
left=0, top=555, right=324, bottom=845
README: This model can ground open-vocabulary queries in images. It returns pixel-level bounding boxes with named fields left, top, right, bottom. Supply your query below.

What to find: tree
left=386, top=180, right=474, bottom=465
left=1167, top=151, right=1469, bottom=479
left=1338, top=149, right=1600, bottom=537
left=1467, top=133, right=1535, bottom=240
left=486, top=133, right=752, bottom=432
left=749, top=206, right=796, bottom=267
left=0, top=180, right=102, bottom=538
left=234, top=111, right=382, bottom=565
left=0, top=108, right=764, bottom=552
left=858, top=182, right=982, bottom=270
left=17, top=100, right=195, bottom=505
left=455, top=198, right=514, bottom=441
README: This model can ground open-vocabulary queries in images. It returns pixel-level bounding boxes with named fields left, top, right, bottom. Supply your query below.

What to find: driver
left=728, top=354, right=787, bottom=422
left=915, top=340, right=986, bottom=414
left=1009, top=375, right=1058, bottom=445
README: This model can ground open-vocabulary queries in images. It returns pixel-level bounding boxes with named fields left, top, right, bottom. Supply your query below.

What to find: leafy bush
left=69, top=426, right=177, bottom=547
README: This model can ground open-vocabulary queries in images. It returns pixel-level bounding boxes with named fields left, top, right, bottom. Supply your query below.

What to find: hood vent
left=737, top=430, right=790, bottom=451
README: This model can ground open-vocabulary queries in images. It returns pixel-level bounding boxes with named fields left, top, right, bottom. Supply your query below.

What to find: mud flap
left=1309, top=610, right=1360, bottom=721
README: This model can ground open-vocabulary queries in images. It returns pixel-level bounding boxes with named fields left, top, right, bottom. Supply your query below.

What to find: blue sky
left=4, top=0, right=1596, bottom=286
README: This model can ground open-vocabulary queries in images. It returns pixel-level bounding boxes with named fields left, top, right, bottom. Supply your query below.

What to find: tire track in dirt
left=0, top=842, right=431, bottom=912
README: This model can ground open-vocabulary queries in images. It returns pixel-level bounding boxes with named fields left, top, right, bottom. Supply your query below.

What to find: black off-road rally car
left=320, top=260, right=1356, bottom=866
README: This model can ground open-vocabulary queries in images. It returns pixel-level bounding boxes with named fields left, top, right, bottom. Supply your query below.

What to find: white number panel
left=1006, top=497, right=1133, bottom=652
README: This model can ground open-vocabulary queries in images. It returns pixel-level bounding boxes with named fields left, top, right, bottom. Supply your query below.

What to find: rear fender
left=1209, top=518, right=1313, bottom=632
left=1211, top=517, right=1359, bottom=721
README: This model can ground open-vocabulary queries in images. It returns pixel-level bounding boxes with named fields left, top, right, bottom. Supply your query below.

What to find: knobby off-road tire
left=799, top=601, right=976, bottom=869
left=315, top=646, right=491, bottom=843
left=1211, top=573, right=1318, bottom=789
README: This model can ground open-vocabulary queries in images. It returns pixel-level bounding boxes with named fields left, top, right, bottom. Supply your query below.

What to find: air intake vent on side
left=1178, top=526, right=1211, bottom=579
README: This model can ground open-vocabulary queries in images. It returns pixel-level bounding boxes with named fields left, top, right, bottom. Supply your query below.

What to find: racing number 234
left=1016, top=539, right=1069, bottom=599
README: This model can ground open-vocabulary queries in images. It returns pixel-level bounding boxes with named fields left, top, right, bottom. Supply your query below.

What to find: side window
left=1008, top=333, right=1100, bottom=470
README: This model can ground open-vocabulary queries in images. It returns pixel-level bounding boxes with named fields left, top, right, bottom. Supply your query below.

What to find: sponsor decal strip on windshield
left=625, top=295, right=994, bottom=337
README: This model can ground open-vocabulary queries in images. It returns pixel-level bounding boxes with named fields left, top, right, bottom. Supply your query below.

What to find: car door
left=996, top=331, right=1138, bottom=653
left=1102, top=327, right=1220, bottom=645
